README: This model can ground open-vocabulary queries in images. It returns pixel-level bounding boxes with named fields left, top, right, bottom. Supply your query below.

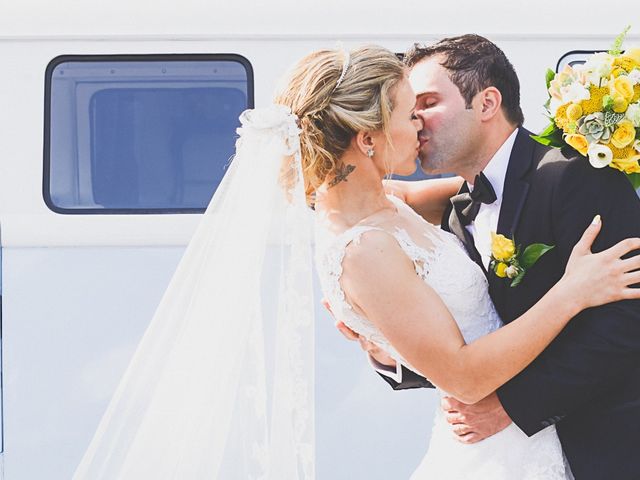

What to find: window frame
left=555, top=49, right=607, bottom=72
left=43, top=53, right=254, bottom=215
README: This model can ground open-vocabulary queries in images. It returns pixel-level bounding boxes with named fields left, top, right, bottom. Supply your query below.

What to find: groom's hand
left=441, top=392, right=512, bottom=444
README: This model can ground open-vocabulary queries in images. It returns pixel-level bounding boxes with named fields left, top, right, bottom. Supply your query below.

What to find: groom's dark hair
left=404, top=34, right=525, bottom=126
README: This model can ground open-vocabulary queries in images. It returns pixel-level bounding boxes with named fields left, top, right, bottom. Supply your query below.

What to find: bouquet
left=534, top=27, right=640, bottom=188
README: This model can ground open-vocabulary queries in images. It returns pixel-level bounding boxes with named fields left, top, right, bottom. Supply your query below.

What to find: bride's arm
left=385, top=177, right=463, bottom=224
left=340, top=220, right=640, bottom=405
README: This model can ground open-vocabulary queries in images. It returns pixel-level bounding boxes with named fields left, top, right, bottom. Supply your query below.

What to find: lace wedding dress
left=315, top=195, right=572, bottom=480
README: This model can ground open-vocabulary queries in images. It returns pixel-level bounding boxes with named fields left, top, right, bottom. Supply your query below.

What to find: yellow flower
left=611, top=120, right=636, bottom=149
left=612, top=67, right=627, bottom=77
left=610, top=141, right=639, bottom=160
left=610, top=75, right=635, bottom=101
left=554, top=103, right=571, bottom=131
left=613, top=56, right=639, bottom=74
left=491, top=233, right=516, bottom=262
left=625, top=48, right=640, bottom=64
left=611, top=155, right=640, bottom=174
left=632, top=84, right=640, bottom=103
left=612, top=96, right=629, bottom=113
left=566, top=103, right=583, bottom=121
left=495, top=262, right=508, bottom=278
left=580, top=86, right=609, bottom=115
left=565, top=133, right=589, bottom=156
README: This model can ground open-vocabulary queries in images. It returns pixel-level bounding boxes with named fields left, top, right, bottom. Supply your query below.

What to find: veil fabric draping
left=74, top=105, right=315, bottom=479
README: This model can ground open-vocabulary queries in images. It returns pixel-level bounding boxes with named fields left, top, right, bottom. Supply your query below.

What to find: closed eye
left=416, top=94, right=438, bottom=109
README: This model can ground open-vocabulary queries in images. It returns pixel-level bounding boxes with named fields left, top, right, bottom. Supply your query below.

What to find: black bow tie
left=451, top=172, right=497, bottom=226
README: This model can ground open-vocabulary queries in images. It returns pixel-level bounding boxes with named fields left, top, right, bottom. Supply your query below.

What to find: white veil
left=74, top=105, right=315, bottom=479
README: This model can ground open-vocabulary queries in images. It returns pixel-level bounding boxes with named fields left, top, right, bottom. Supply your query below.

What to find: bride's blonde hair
left=275, top=45, right=406, bottom=204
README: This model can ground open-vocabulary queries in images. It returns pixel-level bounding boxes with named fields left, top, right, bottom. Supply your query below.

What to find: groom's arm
left=331, top=312, right=436, bottom=389
left=385, top=176, right=463, bottom=225
left=376, top=364, right=435, bottom=390
left=497, top=161, right=640, bottom=436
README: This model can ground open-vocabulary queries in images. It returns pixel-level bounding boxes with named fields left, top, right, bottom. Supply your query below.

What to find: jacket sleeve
left=376, top=366, right=435, bottom=390
left=498, top=160, right=640, bottom=436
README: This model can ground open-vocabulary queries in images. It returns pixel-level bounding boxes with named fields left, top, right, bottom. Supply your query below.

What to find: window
left=555, top=50, right=606, bottom=72
left=391, top=161, right=454, bottom=181
left=44, top=55, right=253, bottom=213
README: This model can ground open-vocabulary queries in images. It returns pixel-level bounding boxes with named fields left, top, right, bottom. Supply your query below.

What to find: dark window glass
left=44, top=55, right=253, bottom=213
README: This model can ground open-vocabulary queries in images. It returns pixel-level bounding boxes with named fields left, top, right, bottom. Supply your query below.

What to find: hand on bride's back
left=563, top=215, right=640, bottom=310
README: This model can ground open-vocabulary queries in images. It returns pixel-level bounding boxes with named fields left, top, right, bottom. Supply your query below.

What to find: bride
left=74, top=45, right=640, bottom=479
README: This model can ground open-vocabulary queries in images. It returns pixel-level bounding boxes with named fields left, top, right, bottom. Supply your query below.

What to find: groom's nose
left=414, top=108, right=430, bottom=126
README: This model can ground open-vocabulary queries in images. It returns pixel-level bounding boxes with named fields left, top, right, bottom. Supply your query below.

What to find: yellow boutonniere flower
left=490, top=233, right=516, bottom=262
left=489, top=233, right=555, bottom=287
left=494, top=262, right=508, bottom=278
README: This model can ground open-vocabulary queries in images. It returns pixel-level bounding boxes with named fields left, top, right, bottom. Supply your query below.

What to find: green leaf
left=530, top=125, right=564, bottom=148
left=537, top=121, right=557, bottom=137
left=510, top=271, right=526, bottom=287
left=520, top=243, right=555, bottom=269
left=545, top=68, right=556, bottom=90
left=627, top=173, right=640, bottom=190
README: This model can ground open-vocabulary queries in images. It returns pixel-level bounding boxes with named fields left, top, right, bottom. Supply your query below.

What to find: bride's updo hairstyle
left=275, top=45, right=405, bottom=203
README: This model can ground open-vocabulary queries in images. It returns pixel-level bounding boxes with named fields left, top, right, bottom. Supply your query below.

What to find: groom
left=342, top=35, right=640, bottom=479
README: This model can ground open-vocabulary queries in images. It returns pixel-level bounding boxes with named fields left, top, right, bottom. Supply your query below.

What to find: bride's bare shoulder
left=341, top=228, right=414, bottom=279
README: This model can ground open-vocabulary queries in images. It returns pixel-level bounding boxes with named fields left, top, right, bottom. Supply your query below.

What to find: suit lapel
left=497, top=128, right=535, bottom=238
left=490, top=127, right=536, bottom=307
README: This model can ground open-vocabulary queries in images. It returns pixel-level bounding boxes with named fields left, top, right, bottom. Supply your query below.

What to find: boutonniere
left=489, top=232, right=555, bottom=287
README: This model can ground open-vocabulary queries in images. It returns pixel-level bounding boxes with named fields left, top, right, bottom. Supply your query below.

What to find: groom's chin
left=418, top=160, right=440, bottom=176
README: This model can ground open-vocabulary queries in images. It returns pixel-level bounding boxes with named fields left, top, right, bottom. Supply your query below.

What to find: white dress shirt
left=467, top=128, right=518, bottom=269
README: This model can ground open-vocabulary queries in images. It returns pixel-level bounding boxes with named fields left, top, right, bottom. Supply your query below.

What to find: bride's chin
left=397, top=163, right=418, bottom=177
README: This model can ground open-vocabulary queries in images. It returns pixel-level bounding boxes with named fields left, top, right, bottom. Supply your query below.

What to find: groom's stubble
left=410, top=56, right=486, bottom=179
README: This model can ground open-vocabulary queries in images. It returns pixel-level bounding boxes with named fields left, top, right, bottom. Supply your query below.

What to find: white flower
left=628, top=68, right=640, bottom=85
left=239, top=104, right=296, bottom=131
left=581, top=52, right=614, bottom=85
left=237, top=105, right=301, bottom=155
left=626, top=102, right=640, bottom=127
left=587, top=143, right=613, bottom=169
left=634, top=139, right=640, bottom=153
left=505, top=265, right=519, bottom=279
left=560, top=81, right=590, bottom=104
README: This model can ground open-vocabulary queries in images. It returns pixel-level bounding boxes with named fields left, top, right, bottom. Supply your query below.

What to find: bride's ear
left=477, top=87, right=502, bottom=121
left=355, top=131, right=375, bottom=158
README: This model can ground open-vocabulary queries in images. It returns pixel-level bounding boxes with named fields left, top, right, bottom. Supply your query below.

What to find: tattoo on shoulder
left=328, top=164, right=356, bottom=188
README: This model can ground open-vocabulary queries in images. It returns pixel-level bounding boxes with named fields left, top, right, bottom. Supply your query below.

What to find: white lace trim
left=316, top=219, right=502, bottom=374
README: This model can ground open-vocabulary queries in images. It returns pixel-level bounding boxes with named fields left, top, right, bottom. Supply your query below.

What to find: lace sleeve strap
left=315, top=225, right=416, bottom=372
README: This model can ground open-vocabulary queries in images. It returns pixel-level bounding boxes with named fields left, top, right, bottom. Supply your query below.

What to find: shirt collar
left=470, top=128, right=518, bottom=202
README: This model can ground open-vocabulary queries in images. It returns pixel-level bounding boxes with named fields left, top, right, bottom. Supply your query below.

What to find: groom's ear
left=477, top=87, right=502, bottom=121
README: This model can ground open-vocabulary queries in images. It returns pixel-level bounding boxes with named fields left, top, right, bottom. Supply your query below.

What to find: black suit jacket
left=385, top=128, right=640, bottom=479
